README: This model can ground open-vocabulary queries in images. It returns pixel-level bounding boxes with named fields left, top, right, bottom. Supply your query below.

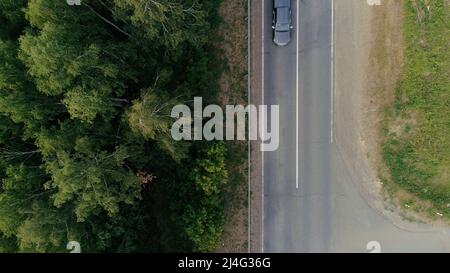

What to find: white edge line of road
left=261, top=0, right=265, bottom=254
left=296, top=0, right=299, bottom=190
left=331, top=0, right=335, bottom=144
left=247, top=0, right=252, bottom=254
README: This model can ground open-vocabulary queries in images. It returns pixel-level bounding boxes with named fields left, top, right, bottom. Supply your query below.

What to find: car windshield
left=276, top=7, right=290, bottom=32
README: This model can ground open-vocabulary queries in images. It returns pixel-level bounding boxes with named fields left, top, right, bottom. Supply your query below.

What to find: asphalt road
left=261, top=0, right=450, bottom=253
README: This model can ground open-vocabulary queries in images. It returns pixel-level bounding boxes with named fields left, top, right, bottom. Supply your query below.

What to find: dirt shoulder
left=214, top=0, right=263, bottom=254
left=249, top=0, right=263, bottom=253
left=335, top=0, right=447, bottom=228
left=334, top=0, right=420, bottom=227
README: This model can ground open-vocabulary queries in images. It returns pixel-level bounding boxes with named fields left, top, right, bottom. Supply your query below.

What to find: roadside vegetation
left=215, top=0, right=248, bottom=252
left=0, top=0, right=237, bottom=252
left=383, top=0, right=450, bottom=218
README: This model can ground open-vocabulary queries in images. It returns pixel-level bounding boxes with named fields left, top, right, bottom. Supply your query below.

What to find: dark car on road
left=272, top=0, right=293, bottom=46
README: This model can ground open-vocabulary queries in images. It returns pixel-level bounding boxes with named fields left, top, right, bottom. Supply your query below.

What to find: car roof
left=274, top=0, right=290, bottom=8
left=276, top=8, right=290, bottom=24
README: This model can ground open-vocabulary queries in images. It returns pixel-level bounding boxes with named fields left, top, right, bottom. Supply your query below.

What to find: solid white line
left=247, top=0, right=252, bottom=254
left=330, top=0, right=335, bottom=144
left=261, top=0, right=265, bottom=254
left=296, top=0, right=299, bottom=190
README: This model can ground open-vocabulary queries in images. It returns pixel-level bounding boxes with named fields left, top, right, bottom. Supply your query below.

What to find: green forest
left=0, top=0, right=231, bottom=252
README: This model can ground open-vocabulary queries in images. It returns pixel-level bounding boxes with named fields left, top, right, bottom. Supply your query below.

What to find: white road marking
left=261, top=0, right=265, bottom=253
left=330, top=0, right=335, bottom=144
left=296, top=0, right=300, bottom=190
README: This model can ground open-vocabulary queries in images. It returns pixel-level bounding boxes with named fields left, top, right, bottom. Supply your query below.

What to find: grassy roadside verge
left=382, top=0, right=450, bottom=219
left=215, top=0, right=249, bottom=252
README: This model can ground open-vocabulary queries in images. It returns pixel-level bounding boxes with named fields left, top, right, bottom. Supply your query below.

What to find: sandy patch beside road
left=336, top=0, right=449, bottom=229
left=334, top=0, right=425, bottom=227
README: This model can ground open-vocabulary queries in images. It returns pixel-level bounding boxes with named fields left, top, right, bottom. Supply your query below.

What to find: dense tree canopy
left=0, top=0, right=227, bottom=252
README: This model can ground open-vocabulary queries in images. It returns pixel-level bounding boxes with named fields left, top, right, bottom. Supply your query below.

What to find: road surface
left=260, top=0, right=450, bottom=253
